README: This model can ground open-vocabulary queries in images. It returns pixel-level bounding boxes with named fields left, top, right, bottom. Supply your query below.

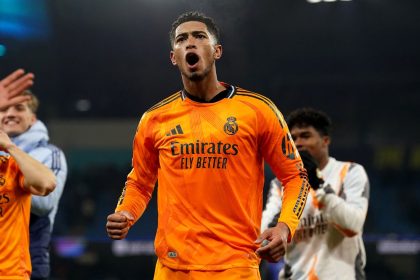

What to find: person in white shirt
left=261, top=108, right=369, bottom=280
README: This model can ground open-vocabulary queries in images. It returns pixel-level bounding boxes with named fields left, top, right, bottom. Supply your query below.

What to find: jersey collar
left=181, top=82, right=236, bottom=102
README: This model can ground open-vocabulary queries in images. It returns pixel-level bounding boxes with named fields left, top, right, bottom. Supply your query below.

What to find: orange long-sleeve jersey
left=0, top=155, right=31, bottom=279
left=116, top=83, right=309, bottom=270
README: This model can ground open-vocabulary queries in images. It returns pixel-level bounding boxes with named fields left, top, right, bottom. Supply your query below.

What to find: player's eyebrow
left=175, top=32, right=187, bottom=38
left=175, top=30, right=208, bottom=40
left=191, top=31, right=207, bottom=36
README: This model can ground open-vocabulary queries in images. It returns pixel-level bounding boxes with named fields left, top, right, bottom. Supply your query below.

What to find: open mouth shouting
left=185, top=52, right=200, bottom=69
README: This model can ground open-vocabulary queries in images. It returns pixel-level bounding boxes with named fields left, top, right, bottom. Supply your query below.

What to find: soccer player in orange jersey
left=106, top=11, right=310, bottom=280
left=0, top=69, right=56, bottom=279
left=0, top=90, right=68, bottom=280
left=0, top=123, right=56, bottom=279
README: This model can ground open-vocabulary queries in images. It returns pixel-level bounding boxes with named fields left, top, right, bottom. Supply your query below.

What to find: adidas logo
left=166, top=124, right=184, bottom=136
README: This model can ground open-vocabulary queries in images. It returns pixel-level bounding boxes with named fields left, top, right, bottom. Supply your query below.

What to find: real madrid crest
left=224, top=116, right=238, bottom=135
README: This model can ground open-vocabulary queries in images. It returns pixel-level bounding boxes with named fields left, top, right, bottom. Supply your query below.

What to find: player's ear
left=213, top=44, right=222, bottom=60
left=322, top=135, right=330, bottom=147
left=170, top=51, right=177, bottom=66
left=30, top=113, right=37, bottom=124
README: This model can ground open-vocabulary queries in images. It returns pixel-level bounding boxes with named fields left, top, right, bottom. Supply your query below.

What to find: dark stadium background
left=1, top=0, right=419, bottom=279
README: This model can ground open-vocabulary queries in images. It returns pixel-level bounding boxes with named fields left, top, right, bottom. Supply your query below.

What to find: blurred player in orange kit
left=0, top=69, right=56, bottom=279
left=106, top=11, right=310, bottom=280
left=0, top=88, right=68, bottom=280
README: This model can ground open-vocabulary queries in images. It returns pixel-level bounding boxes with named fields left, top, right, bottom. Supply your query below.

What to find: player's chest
left=155, top=107, right=257, bottom=154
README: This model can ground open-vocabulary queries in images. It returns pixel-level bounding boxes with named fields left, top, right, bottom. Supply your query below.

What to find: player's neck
left=182, top=73, right=224, bottom=101
left=319, top=153, right=329, bottom=170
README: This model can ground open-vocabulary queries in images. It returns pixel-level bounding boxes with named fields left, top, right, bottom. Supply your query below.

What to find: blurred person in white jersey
left=261, top=108, right=370, bottom=280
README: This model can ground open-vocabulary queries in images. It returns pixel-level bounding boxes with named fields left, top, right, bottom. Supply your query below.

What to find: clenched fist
left=106, top=211, right=134, bottom=240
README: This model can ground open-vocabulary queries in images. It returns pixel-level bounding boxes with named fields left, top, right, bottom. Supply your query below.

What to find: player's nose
left=294, top=138, right=303, bottom=148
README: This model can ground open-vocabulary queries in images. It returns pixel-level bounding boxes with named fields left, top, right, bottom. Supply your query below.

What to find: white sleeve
left=261, top=178, right=283, bottom=232
left=316, top=163, right=369, bottom=235
left=30, top=147, right=68, bottom=216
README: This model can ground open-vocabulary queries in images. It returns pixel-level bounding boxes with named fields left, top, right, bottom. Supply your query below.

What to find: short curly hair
left=169, top=11, right=220, bottom=47
left=287, top=108, right=332, bottom=136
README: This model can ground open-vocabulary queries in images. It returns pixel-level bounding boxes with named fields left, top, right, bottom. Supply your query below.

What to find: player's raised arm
left=0, top=130, right=56, bottom=196
left=0, top=69, right=33, bottom=110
